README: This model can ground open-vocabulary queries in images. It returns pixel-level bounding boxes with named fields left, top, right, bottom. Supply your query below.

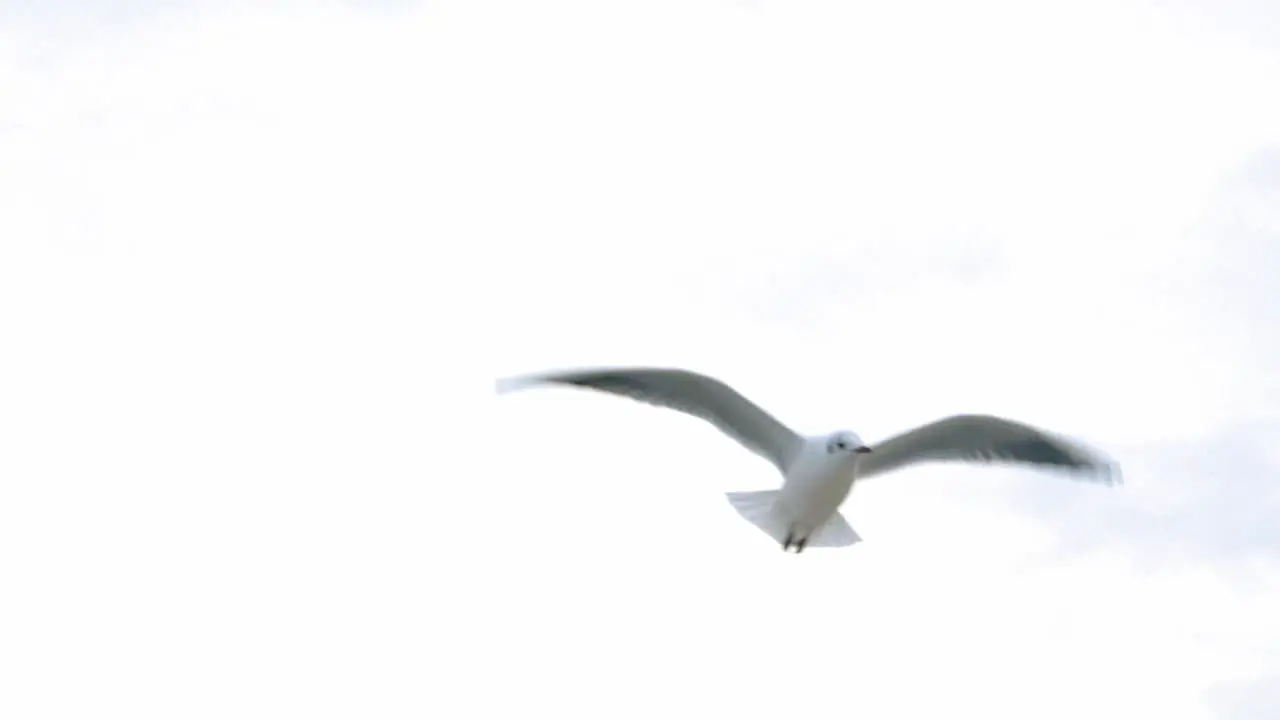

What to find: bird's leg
left=795, top=537, right=808, bottom=553
left=782, top=531, right=794, bottom=552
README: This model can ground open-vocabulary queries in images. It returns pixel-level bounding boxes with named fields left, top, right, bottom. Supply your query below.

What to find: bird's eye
left=835, top=441, right=847, bottom=450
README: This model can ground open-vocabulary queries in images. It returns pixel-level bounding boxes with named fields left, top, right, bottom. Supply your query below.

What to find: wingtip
left=494, top=366, right=604, bottom=395
left=1106, top=461, right=1124, bottom=487
left=1085, top=457, right=1123, bottom=487
left=494, top=375, right=527, bottom=395
left=495, top=373, right=550, bottom=395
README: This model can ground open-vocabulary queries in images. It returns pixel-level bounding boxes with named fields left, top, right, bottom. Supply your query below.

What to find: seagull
left=495, top=366, right=1120, bottom=553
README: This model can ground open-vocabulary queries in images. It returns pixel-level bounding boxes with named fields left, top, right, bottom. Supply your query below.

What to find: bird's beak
left=855, top=445, right=873, bottom=454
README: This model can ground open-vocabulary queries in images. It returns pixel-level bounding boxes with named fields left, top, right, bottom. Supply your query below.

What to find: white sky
left=2, top=1, right=1279, bottom=718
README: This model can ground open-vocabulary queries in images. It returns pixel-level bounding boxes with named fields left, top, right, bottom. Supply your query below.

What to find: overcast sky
left=1, top=1, right=1278, bottom=718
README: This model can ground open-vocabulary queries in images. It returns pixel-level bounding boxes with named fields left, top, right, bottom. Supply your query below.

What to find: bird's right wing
left=857, top=414, right=1120, bottom=485
left=496, top=366, right=805, bottom=473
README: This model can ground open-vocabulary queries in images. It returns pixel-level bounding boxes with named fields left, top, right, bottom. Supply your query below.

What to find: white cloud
left=0, top=1, right=1277, bottom=718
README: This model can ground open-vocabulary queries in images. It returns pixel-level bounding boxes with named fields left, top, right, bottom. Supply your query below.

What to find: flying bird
left=495, top=366, right=1120, bottom=553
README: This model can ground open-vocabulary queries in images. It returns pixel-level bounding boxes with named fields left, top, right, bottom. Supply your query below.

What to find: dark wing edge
left=495, top=366, right=805, bottom=472
left=857, top=414, right=1121, bottom=486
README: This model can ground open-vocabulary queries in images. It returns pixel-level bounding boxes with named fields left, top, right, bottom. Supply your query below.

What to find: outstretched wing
left=857, top=414, right=1120, bottom=485
left=496, top=366, right=804, bottom=472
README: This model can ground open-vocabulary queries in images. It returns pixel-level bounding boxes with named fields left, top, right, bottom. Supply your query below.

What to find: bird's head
left=826, top=430, right=873, bottom=456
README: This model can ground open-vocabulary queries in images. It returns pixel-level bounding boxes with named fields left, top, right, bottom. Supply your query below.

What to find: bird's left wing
left=496, top=366, right=805, bottom=473
left=857, top=414, right=1120, bottom=485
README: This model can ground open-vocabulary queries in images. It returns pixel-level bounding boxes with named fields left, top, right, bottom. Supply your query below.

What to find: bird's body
left=772, top=436, right=863, bottom=545
left=496, top=365, right=1120, bottom=553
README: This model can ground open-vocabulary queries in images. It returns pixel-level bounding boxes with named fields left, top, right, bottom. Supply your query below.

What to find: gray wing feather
left=496, top=367, right=804, bottom=472
left=857, top=414, right=1120, bottom=485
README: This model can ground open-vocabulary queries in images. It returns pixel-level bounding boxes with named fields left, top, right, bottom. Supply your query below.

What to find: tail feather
left=725, top=490, right=862, bottom=549
left=725, top=490, right=790, bottom=545
left=806, top=511, right=861, bottom=547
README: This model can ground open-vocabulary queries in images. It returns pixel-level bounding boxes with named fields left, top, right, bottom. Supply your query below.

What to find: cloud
left=993, top=150, right=1280, bottom=576
left=1013, top=422, right=1280, bottom=570
left=1212, top=674, right=1280, bottom=719
left=987, top=146, right=1280, bottom=718
left=1, top=1, right=1279, bottom=719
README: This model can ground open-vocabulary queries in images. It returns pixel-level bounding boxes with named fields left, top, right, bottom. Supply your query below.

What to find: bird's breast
left=779, top=455, right=858, bottom=527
